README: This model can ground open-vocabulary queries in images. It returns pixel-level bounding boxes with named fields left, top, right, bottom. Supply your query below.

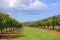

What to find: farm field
left=7, top=27, right=60, bottom=40
left=1, top=0, right=60, bottom=40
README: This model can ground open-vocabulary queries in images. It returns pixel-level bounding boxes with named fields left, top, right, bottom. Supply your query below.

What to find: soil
left=0, top=28, right=21, bottom=40
left=31, top=27, right=60, bottom=35
left=41, top=28, right=60, bottom=35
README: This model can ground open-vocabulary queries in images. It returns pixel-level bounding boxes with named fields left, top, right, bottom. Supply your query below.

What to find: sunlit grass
left=15, top=27, right=60, bottom=40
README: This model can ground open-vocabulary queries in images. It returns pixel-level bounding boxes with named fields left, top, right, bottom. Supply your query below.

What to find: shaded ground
left=0, top=27, right=60, bottom=40
left=0, top=34, right=25, bottom=39
left=0, top=34, right=25, bottom=40
left=0, top=28, right=25, bottom=40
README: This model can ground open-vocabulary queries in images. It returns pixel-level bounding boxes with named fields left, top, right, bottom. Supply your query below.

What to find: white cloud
left=0, top=0, right=21, bottom=9
left=9, top=0, right=16, bottom=8
left=0, top=0, right=47, bottom=10
left=26, top=0, right=47, bottom=9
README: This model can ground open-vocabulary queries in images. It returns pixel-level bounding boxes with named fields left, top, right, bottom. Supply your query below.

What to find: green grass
left=8, top=27, right=60, bottom=40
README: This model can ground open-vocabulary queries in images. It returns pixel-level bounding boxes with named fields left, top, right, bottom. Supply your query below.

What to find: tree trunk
left=43, top=26, right=45, bottom=29
left=53, top=25, right=54, bottom=30
left=1, top=29, right=3, bottom=34
left=41, top=26, right=42, bottom=28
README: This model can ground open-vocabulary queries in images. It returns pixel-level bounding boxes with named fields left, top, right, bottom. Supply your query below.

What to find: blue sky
left=0, top=0, right=60, bottom=22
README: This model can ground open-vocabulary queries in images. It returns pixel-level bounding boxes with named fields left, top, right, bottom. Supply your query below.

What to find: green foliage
left=23, top=15, right=60, bottom=30
left=0, top=12, right=22, bottom=33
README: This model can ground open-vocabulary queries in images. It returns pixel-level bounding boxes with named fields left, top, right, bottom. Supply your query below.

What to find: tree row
left=24, top=15, right=60, bottom=31
left=0, top=12, right=22, bottom=34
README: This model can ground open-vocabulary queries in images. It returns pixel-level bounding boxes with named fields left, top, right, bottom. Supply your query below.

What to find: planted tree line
left=0, top=12, right=22, bottom=34
left=23, top=15, right=60, bottom=31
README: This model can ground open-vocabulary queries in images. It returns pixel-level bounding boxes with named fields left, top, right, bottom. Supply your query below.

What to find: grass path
left=5, top=27, right=60, bottom=40
left=15, top=27, right=60, bottom=40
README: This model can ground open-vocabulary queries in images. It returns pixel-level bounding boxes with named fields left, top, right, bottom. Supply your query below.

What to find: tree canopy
left=0, top=12, right=22, bottom=33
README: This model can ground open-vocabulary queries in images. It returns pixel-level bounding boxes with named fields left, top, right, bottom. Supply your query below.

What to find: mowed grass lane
left=11, top=27, right=60, bottom=40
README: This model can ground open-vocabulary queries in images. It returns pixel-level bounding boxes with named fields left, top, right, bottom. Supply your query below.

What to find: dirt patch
left=0, top=34, right=25, bottom=39
left=31, top=27, right=60, bottom=35
left=0, top=28, right=24, bottom=40
left=41, top=28, right=60, bottom=35
left=0, top=34, right=19, bottom=39
left=0, top=34, right=25, bottom=40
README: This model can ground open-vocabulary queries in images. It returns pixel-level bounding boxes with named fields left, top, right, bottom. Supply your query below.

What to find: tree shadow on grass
left=2, top=32, right=21, bottom=34
left=0, top=34, right=25, bottom=39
